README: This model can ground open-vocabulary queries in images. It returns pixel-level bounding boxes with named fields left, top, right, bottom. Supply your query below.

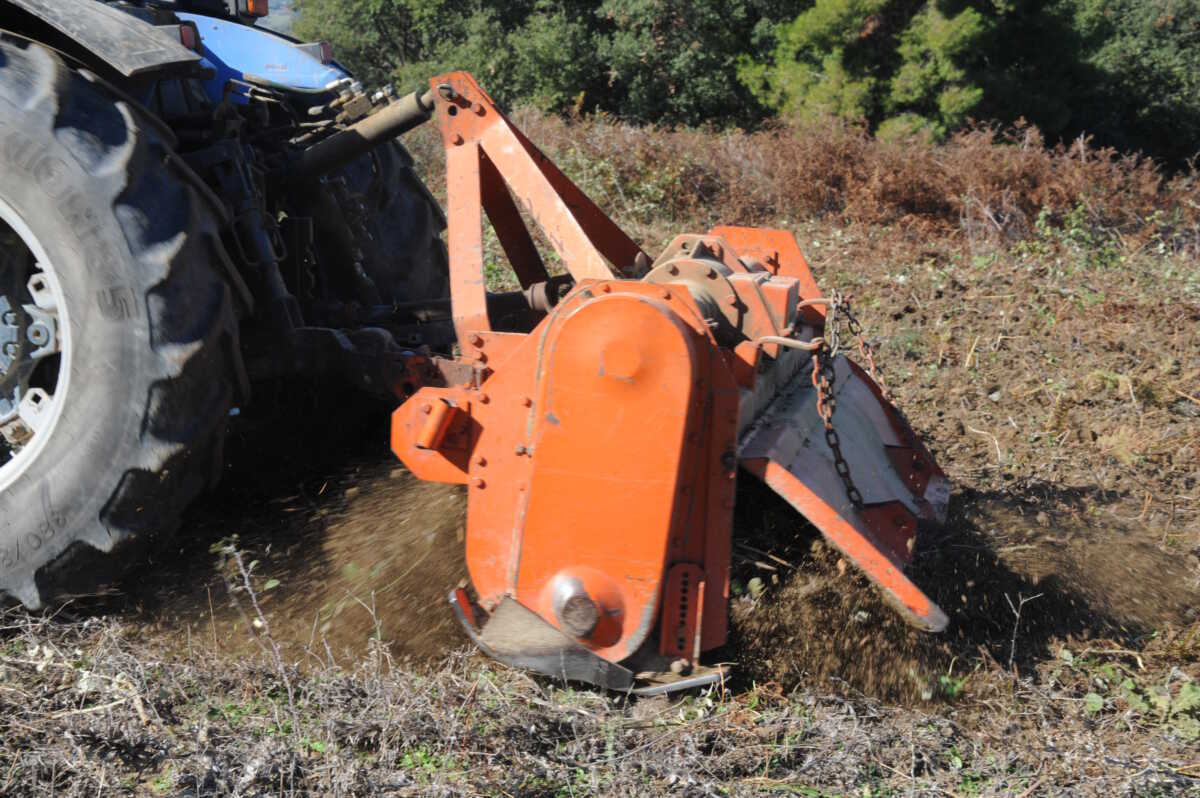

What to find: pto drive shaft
left=294, top=88, right=436, bottom=179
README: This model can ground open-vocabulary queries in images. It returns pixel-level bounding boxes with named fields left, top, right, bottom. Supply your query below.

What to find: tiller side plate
left=390, top=72, right=949, bottom=693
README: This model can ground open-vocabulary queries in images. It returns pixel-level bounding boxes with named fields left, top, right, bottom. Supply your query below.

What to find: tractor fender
left=0, top=0, right=201, bottom=77
left=176, top=12, right=351, bottom=102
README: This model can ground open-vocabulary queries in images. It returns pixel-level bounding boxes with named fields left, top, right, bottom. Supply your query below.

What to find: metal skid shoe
left=449, top=590, right=729, bottom=695
left=391, top=72, right=949, bottom=694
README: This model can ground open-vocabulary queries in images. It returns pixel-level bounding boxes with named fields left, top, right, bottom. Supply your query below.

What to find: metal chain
left=839, top=292, right=892, bottom=402
left=803, top=290, right=900, bottom=510
left=810, top=289, right=864, bottom=509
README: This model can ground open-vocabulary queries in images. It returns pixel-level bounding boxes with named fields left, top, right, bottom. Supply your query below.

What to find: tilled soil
left=105, top=387, right=470, bottom=668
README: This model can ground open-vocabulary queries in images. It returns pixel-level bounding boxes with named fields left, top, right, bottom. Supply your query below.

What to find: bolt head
left=478, top=393, right=490, bottom=404
left=475, top=455, right=487, bottom=467
left=468, top=333, right=484, bottom=347
left=556, top=591, right=599, bottom=638
left=2, top=312, right=16, bottom=325
left=420, top=403, right=432, bottom=415
left=725, top=295, right=738, bottom=307
left=514, top=445, right=527, bottom=456
left=3, top=342, right=17, bottom=357
left=451, top=133, right=464, bottom=146
left=660, top=288, right=671, bottom=300
left=471, top=476, right=486, bottom=488
left=521, top=396, right=532, bottom=407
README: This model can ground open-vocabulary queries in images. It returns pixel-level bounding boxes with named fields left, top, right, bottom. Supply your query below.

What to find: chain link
left=839, top=292, right=892, bottom=402
left=810, top=289, right=865, bottom=509
left=808, top=289, right=903, bottom=509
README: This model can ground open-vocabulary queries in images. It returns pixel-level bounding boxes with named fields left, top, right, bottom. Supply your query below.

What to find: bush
left=743, top=0, right=1200, bottom=165
left=295, top=0, right=1200, bottom=165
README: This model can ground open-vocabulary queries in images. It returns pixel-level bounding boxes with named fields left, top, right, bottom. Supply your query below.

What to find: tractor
left=0, top=0, right=950, bottom=693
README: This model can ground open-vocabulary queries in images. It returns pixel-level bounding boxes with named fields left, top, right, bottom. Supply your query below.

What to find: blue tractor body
left=176, top=11, right=352, bottom=103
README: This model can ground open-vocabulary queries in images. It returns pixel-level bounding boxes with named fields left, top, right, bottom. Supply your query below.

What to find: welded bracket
left=430, top=72, right=650, bottom=353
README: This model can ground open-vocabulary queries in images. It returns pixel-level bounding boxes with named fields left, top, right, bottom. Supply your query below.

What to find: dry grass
left=405, top=109, right=1200, bottom=258
left=1, top=606, right=1197, bottom=796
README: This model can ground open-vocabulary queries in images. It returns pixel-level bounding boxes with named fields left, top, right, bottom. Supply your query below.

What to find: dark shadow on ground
left=722, top=478, right=1195, bottom=701
left=59, top=379, right=469, bottom=668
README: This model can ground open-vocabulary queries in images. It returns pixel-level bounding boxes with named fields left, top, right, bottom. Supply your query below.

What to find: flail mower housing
left=390, top=74, right=950, bottom=694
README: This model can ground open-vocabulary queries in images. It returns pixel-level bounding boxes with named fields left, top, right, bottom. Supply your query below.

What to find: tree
left=742, top=0, right=1200, bottom=163
left=293, top=0, right=799, bottom=124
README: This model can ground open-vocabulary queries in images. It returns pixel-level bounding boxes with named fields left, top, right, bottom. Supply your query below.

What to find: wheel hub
left=0, top=207, right=69, bottom=482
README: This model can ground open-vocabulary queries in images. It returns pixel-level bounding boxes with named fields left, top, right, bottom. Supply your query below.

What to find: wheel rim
left=0, top=195, right=72, bottom=493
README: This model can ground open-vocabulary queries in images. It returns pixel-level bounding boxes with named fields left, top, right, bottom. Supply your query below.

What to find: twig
left=1004, top=592, right=1043, bottom=668
left=735, top=543, right=794, bottom=570
left=967, top=425, right=1003, bottom=465
left=207, top=583, right=218, bottom=653
left=1171, top=387, right=1200, bottom=408
left=48, top=697, right=129, bottom=719
left=224, top=545, right=298, bottom=737
left=1079, top=647, right=1145, bottom=670
left=964, top=335, right=980, bottom=370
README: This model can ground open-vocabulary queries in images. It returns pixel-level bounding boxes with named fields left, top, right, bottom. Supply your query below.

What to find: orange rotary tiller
left=391, top=72, right=949, bottom=693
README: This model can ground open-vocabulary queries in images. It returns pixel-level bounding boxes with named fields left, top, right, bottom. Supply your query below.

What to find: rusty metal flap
left=739, top=355, right=949, bottom=632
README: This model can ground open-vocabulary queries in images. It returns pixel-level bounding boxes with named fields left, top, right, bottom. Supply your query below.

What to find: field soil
left=1, top=114, right=1198, bottom=796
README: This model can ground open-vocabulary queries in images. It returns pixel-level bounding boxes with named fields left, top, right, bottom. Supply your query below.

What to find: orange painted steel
left=394, top=279, right=739, bottom=661
left=390, top=71, right=949, bottom=684
left=710, top=226, right=825, bottom=324
left=741, top=457, right=947, bottom=631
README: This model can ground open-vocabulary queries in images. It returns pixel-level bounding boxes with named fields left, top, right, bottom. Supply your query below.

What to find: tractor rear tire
left=0, top=36, right=239, bottom=607
left=311, top=140, right=450, bottom=305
